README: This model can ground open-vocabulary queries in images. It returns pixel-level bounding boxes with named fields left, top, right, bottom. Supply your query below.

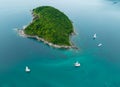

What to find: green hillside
left=24, top=6, right=74, bottom=46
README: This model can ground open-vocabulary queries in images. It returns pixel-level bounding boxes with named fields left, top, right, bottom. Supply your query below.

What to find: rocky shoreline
left=18, top=29, right=78, bottom=49
left=17, top=9, right=78, bottom=49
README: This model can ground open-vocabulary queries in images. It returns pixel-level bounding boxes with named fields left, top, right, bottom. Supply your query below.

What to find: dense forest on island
left=24, top=6, right=73, bottom=46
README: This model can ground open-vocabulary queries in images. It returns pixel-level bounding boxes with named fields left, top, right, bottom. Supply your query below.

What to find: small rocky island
left=19, top=6, right=76, bottom=49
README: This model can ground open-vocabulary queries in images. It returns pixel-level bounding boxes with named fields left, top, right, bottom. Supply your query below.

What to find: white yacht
left=74, top=61, right=80, bottom=67
left=93, top=33, right=97, bottom=39
left=98, top=43, right=102, bottom=47
left=25, top=66, right=31, bottom=73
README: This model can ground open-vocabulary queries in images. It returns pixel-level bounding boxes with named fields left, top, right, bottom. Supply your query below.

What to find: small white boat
left=74, top=61, right=80, bottom=67
left=25, top=66, right=31, bottom=73
left=93, top=33, right=97, bottom=39
left=98, top=43, right=102, bottom=47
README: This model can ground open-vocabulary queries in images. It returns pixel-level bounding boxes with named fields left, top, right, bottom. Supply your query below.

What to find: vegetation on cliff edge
left=24, top=6, right=74, bottom=46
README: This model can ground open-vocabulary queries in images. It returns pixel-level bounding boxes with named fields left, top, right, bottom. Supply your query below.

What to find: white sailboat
left=93, top=33, right=97, bottom=39
left=25, top=66, right=31, bottom=73
left=74, top=61, right=80, bottom=67
left=98, top=43, right=102, bottom=47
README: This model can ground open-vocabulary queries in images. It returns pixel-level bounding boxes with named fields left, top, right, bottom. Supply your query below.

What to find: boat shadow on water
left=107, top=0, right=120, bottom=4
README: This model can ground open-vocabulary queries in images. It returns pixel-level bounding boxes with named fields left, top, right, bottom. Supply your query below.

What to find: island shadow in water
left=27, top=37, right=73, bottom=51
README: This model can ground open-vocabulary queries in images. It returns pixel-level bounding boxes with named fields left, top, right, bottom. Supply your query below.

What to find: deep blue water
left=0, top=0, right=120, bottom=87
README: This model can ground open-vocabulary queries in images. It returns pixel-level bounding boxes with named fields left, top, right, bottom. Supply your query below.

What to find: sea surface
left=0, top=0, right=120, bottom=87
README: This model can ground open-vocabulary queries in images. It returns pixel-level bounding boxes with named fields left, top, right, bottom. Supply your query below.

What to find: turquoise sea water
left=1, top=0, right=120, bottom=87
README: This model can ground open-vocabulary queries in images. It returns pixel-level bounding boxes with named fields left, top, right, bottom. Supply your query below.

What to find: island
left=19, top=6, right=76, bottom=49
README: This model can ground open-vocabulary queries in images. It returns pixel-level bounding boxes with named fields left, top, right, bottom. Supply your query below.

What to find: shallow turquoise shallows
left=1, top=0, right=120, bottom=87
